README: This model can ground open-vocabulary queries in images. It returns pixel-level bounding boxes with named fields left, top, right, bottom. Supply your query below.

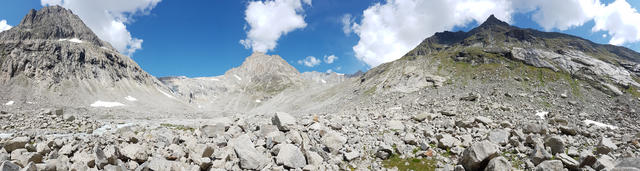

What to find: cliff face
left=0, top=6, right=188, bottom=112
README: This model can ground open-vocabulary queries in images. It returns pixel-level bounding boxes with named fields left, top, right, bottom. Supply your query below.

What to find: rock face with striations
left=0, top=6, right=186, bottom=112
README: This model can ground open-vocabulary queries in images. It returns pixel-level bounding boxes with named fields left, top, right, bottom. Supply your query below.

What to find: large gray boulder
left=530, top=144, right=553, bottom=165
left=321, top=131, right=347, bottom=154
left=487, top=129, right=509, bottom=146
left=460, top=141, right=500, bottom=170
left=121, top=144, right=148, bottom=162
left=534, top=160, right=564, bottom=171
left=272, top=112, right=297, bottom=131
left=484, top=156, right=511, bottom=171
left=0, top=161, right=20, bottom=171
left=544, top=135, right=565, bottom=154
left=4, top=137, right=29, bottom=152
left=556, top=153, right=579, bottom=169
left=597, top=137, right=618, bottom=154
left=523, top=123, right=547, bottom=135
left=275, top=144, right=306, bottom=168
left=231, top=134, right=269, bottom=170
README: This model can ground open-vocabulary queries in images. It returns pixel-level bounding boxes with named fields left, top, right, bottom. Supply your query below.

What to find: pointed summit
left=479, top=14, right=509, bottom=28
left=0, top=6, right=112, bottom=48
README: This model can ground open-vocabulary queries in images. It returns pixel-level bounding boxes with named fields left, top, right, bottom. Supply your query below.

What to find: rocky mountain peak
left=0, top=5, right=111, bottom=48
left=479, top=14, right=509, bottom=28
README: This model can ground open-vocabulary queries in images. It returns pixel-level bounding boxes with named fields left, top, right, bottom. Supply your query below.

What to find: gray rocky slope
left=1, top=6, right=640, bottom=171
left=0, top=6, right=191, bottom=114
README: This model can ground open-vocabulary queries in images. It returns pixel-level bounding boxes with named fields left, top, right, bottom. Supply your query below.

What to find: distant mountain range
left=2, top=7, right=640, bottom=118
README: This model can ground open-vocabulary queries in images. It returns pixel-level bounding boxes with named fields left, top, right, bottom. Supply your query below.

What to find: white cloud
left=0, top=20, right=12, bottom=32
left=350, top=0, right=515, bottom=67
left=326, top=69, right=333, bottom=73
left=297, top=56, right=321, bottom=67
left=592, top=0, right=640, bottom=45
left=240, top=0, right=311, bottom=52
left=324, top=54, right=338, bottom=64
left=41, top=0, right=160, bottom=56
left=350, top=0, right=640, bottom=67
left=341, top=14, right=354, bottom=35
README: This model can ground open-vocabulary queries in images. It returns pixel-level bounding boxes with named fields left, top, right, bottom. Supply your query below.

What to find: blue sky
left=1, top=0, right=640, bottom=77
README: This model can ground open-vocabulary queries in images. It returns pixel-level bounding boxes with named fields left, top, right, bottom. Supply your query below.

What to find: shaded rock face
left=0, top=6, right=110, bottom=48
left=0, top=6, right=156, bottom=85
left=0, top=5, right=184, bottom=112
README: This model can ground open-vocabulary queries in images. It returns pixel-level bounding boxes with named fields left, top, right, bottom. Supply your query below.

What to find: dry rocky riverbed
left=0, top=107, right=639, bottom=171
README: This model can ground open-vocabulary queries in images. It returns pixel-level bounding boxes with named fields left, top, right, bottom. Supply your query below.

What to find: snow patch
left=535, top=111, right=548, bottom=120
left=124, top=96, right=137, bottom=101
left=59, top=38, right=83, bottom=43
left=93, top=123, right=135, bottom=136
left=584, top=119, right=618, bottom=129
left=4, top=101, right=14, bottom=106
left=255, top=99, right=262, bottom=103
left=0, top=133, right=13, bottom=139
left=90, top=101, right=125, bottom=107
left=234, top=74, right=242, bottom=81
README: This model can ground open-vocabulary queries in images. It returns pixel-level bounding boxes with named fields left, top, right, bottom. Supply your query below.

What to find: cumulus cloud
left=349, top=0, right=640, bottom=67
left=297, top=56, right=321, bottom=67
left=240, top=0, right=311, bottom=52
left=41, top=0, right=160, bottom=56
left=592, top=0, right=640, bottom=45
left=324, top=54, right=338, bottom=64
left=350, top=0, right=515, bottom=67
left=0, top=20, right=11, bottom=32
left=341, top=14, right=354, bottom=35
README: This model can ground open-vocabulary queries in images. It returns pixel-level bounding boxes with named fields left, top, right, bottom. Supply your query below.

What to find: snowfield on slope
left=90, top=101, right=125, bottom=107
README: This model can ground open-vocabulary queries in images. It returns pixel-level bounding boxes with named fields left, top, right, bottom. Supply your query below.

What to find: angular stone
left=275, top=144, right=306, bottom=168
left=272, top=112, right=297, bottom=131
left=559, top=126, right=577, bottom=136
left=35, top=142, right=50, bottom=155
left=475, top=116, right=493, bottom=125
left=200, top=124, right=226, bottom=138
left=544, top=135, right=565, bottom=154
left=321, top=131, right=347, bottom=154
left=484, top=156, right=511, bottom=171
left=343, top=151, right=360, bottom=161
left=4, top=137, right=29, bottom=152
left=404, top=133, right=417, bottom=145
left=534, top=160, right=563, bottom=171
left=523, top=123, right=547, bottom=135
left=387, top=120, right=405, bottom=131
left=0, top=161, right=20, bottom=171
left=189, top=144, right=214, bottom=158
left=121, top=144, right=148, bottom=162
left=10, top=149, right=42, bottom=166
left=597, top=137, right=618, bottom=154
left=437, top=134, right=460, bottom=149
left=376, top=144, right=393, bottom=160
left=593, top=155, right=616, bottom=170
left=231, top=134, right=269, bottom=170
left=460, top=141, right=500, bottom=171
left=487, top=129, right=510, bottom=146
left=556, top=153, right=579, bottom=169
left=530, top=144, right=552, bottom=165
left=412, top=113, right=438, bottom=122
left=305, top=151, right=323, bottom=166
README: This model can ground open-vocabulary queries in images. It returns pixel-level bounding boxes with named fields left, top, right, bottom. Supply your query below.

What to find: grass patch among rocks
left=382, top=155, right=438, bottom=171
left=160, top=123, right=195, bottom=132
